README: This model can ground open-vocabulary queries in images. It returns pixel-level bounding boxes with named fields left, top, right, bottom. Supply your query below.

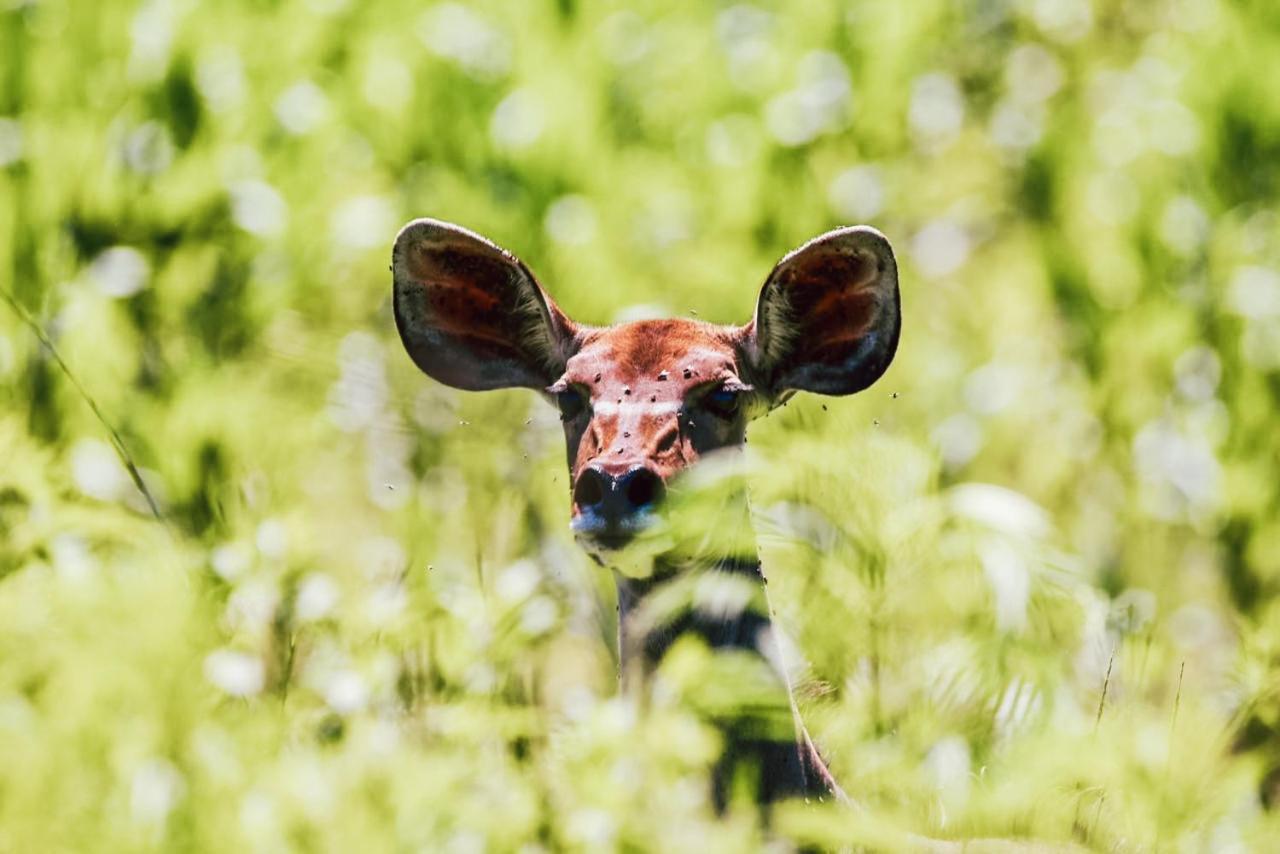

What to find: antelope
left=391, top=218, right=900, bottom=810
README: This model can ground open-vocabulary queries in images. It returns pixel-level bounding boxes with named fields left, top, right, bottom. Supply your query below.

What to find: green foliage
left=2, top=0, right=1280, bottom=849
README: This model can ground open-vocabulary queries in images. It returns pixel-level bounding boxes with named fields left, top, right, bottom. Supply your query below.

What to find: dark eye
left=556, top=388, right=587, bottom=421
left=703, top=386, right=741, bottom=419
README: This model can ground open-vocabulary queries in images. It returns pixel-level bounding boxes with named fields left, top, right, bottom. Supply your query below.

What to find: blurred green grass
left=3, top=0, right=1280, bottom=849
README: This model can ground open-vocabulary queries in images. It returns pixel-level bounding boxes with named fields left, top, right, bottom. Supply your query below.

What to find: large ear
left=392, top=218, right=578, bottom=391
left=742, top=226, right=900, bottom=399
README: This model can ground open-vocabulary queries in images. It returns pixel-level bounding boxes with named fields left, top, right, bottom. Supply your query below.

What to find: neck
left=614, top=553, right=774, bottom=673
left=610, top=538, right=845, bottom=808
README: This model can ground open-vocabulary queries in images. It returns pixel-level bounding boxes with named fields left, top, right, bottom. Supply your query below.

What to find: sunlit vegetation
left=2, top=0, right=1280, bottom=849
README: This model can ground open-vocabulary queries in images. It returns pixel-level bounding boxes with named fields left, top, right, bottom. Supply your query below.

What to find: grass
left=3, top=0, right=1280, bottom=849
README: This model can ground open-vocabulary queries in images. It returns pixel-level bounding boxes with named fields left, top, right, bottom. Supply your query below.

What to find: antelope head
left=391, top=219, right=900, bottom=566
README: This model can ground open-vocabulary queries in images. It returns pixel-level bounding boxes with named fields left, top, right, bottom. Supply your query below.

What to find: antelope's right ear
left=743, top=226, right=900, bottom=401
left=392, top=218, right=578, bottom=391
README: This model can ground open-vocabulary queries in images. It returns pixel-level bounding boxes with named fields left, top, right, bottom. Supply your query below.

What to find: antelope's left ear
left=743, top=226, right=900, bottom=400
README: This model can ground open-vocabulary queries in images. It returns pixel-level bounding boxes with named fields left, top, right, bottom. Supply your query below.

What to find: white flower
left=204, top=650, right=266, bottom=697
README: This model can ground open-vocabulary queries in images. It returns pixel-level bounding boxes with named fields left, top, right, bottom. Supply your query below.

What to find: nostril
left=623, top=468, right=665, bottom=510
left=574, top=468, right=607, bottom=508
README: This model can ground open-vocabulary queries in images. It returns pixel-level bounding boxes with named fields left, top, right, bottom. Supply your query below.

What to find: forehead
left=567, top=319, right=740, bottom=381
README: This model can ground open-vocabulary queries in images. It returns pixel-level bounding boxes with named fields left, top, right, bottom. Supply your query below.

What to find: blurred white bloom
left=129, top=0, right=176, bottom=81
left=196, top=47, right=247, bottom=113
left=1085, top=171, right=1138, bottom=225
left=131, top=758, right=186, bottom=826
left=1228, top=266, right=1280, bottom=319
left=950, top=482, right=1052, bottom=540
left=764, top=51, right=853, bottom=147
left=1028, top=0, right=1093, bottom=43
left=210, top=542, right=252, bottom=581
left=724, top=35, right=781, bottom=94
left=932, top=413, right=983, bottom=471
left=51, top=534, right=96, bottom=584
left=225, top=578, right=280, bottom=635
left=496, top=560, right=540, bottom=603
left=359, top=536, right=407, bottom=581
left=239, top=789, right=279, bottom=838
left=1005, top=43, right=1064, bottom=104
left=1092, top=106, right=1146, bottom=167
left=71, top=439, right=131, bottom=501
left=362, top=54, right=411, bottom=111
left=367, top=424, right=413, bottom=511
left=122, top=121, right=173, bottom=175
left=545, top=195, right=598, bottom=245
left=909, top=73, right=965, bottom=146
left=799, top=50, right=854, bottom=120
left=638, top=191, right=695, bottom=252
left=330, top=195, right=397, bottom=250
left=323, top=669, right=368, bottom=713
left=229, top=180, right=288, bottom=237
left=465, top=663, right=497, bottom=695
left=490, top=89, right=545, bottom=150
left=924, top=736, right=971, bottom=804
left=447, top=832, right=487, bottom=854
left=412, top=386, right=458, bottom=434
left=88, top=246, right=150, bottom=298
left=1242, top=318, right=1280, bottom=369
left=219, top=144, right=263, bottom=183
left=365, top=582, right=407, bottom=626
left=716, top=4, right=773, bottom=48
left=560, top=685, right=598, bottom=722
left=1134, top=55, right=1182, bottom=93
left=418, top=3, right=510, bottom=80
left=521, top=595, right=558, bottom=635
left=981, top=539, right=1030, bottom=632
left=964, top=361, right=1024, bottom=415
left=1168, top=603, right=1233, bottom=658
left=0, top=117, right=23, bottom=167
left=566, top=808, right=616, bottom=848
left=989, top=100, right=1044, bottom=151
left=717, top=5, right=776, bottom=92
left=328, top=331, right=389, bottom=432
left=256, top=518, right=289, bottom=559
left=363, top=718, right=402, bottom=758
left=1159, top=196, right=1209, bottom=256
left=911, top=220, right=970, bottom=278
left=188, top=725, right=241, bottom=783
left=1133, top=418, right=1220, bottom=518
left=204, top=649, right=266, bottom=697
left=295, top=573, right=340, bottom=622
left=1146, top=99, right=1200, bottom=156
left=274, top=80, right=330, bottom=135
left=1174, top=346, right=1221, bottom=402
left=705, top=113, right=762, bottom=167
left=596, top=12, right=652, bottom=66
left=827, top=165, right=885, bottom=221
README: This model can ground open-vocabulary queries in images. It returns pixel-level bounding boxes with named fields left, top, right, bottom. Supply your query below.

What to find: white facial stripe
left=590, top=400, right=682, bottom=416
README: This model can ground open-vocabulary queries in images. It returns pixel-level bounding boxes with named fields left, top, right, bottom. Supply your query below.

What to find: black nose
left=573, top=465, right=666, bottom=528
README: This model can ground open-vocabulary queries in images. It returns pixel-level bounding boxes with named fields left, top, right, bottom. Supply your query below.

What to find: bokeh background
left=3, top=0, right=1280, bottom=849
